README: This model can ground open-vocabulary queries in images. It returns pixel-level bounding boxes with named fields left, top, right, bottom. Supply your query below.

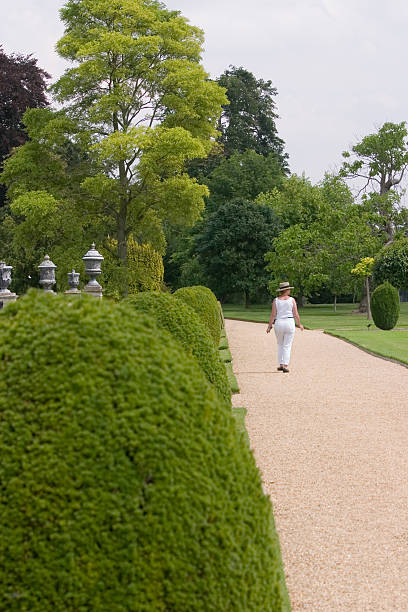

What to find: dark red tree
left=0, top=47, right=50, bottom=206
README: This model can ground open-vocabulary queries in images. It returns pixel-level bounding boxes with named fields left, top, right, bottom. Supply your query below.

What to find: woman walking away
left=266, top=281, right=304, bottom=373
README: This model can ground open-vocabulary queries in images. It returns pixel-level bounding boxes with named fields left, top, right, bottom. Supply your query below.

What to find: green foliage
left=174, top=285, right=222, bottom=345
left=0, top=290, right=289, bottom=611
left=264, top=175, right=380, bottom=302
left=127, top=240, right=164, bottom=294
left=195, top=200, right=281, bottom=305
left=1, top=0, right=227, bottom=295
left=370, top=282, right=400, bottom=330
left=217, top=66, right=288, bottom=168
left=124, top=291, right=230, bottom=405
left=104, top=236, right=164, bottom=297
left=257, top=174, right=326, bottom=228
left=0, top=110, right=99, bottom=292
left=351, top=257, right=375, bottom=279
left=362, top=191, right=408, bottom=243
left=373, top=238, right=408, bottom=289
left=340, top=122, right=408, bottom=197
left=204, top=150, right=284, bottom=212
left=0, top=47, right=50, bottom=207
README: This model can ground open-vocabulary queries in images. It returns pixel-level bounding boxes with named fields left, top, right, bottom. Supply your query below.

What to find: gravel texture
left=226, top=319, right=408, bottom=612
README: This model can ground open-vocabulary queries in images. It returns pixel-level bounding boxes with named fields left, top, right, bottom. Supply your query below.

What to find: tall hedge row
left=0, top=291, right=289, bottom=611
left=371, top=281, right=400, bottom=330
left=174, top=285, right=222, bottom=346
left=103, top=235, right=164, bottom=298
left=125, top=292, right=231, bottom=406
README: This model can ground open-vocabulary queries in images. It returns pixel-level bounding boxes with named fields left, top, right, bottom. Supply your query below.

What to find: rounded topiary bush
left=125, top=292, right=231, bottom=406
left=371, top=281, right=400, bottom=330
left=0, top=291, right=289, bottom=611
left=174, top=285, right=222, bottom=346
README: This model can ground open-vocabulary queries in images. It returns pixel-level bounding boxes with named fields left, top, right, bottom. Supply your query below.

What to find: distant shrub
left=371, top=281, right=400, bottom=330
left=174, top=285, right=222, bottom=345
left=125, top=291, right=230, bottom=406
left=0, top=290, right=289, bottom=611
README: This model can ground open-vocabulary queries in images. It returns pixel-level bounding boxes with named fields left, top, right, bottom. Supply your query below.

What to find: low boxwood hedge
left=0, top=290, right=289, bottom=611
left=125, top=292, right=230, bottom=406
left=174, top=285, right=222, bottom=346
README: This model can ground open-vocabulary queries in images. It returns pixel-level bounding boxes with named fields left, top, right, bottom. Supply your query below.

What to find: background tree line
left=1, top=0, right=408, bottom=305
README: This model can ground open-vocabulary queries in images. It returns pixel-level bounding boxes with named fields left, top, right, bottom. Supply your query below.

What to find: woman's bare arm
left=266, top=300, right=276, bottom=333
left=292, top=299, right=304, bottom=330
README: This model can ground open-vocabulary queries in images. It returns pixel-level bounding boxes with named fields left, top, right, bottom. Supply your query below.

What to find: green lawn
left=327, top=329, right=408, bottom=366
left=223, top=302, right=408, bottom=366
left=223, top=302, right=408, bottom=330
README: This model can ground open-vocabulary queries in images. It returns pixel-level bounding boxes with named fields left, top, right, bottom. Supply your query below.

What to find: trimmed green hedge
left=125, top=292, right=230, bottom=406
left=371, top=281, right=400, bottom=330
left=0, top=291, right=289, bottom=611
left=174, top=285, right=222, bottom=346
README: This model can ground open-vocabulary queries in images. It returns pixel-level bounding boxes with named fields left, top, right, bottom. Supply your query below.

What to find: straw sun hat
left=277, top=281, right=294, bottom=293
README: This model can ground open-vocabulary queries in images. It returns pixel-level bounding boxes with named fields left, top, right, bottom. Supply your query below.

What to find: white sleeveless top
left=275, top=297, right=294, bottom=320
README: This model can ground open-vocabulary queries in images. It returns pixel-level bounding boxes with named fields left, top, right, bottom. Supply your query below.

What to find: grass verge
left=225, top=361, right=240, bottom=394
left=219, top=326, right=240, bottom=394
left=326, top=329, right=408, bottom=366
left=231, top=406, right=250, bottom=446
left=219, top=348, right=232, bottom=362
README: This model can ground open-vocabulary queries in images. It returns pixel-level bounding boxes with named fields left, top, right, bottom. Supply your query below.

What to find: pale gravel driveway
left=226, top=318, right=408, bottom=612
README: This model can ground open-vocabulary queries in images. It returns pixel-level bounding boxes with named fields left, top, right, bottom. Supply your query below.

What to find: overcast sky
left=1, top=0, right=408, bottom=183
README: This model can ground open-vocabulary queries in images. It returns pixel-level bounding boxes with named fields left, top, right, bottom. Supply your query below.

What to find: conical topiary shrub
left=125, top=291, right=231, bottom=406
left=0, top=291, right=290, bottom=611
left=174, top=285, right=222, bottom=346
left=371, top=281, right=400, bottom=330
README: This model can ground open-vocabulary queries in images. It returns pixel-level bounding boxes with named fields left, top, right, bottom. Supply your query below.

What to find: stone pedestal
left=64, top=288, right=82, bottom=297
left=0, top=292, right=18, bottom=307
left=82, top=285, right=103, bottom=299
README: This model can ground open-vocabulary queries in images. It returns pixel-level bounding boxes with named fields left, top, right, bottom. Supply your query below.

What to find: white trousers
left=274, top=318, right=295, bottom=365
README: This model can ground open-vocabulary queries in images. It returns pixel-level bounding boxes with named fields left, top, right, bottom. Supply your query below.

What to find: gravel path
left=226, top=319, right=408, bottom=612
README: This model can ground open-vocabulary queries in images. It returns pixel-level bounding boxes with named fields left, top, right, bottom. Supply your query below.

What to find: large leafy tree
left=341, top=122, right=408, bottom=195
left=2, top=0, right=227, bottom=294
left=204, top=149, right=284, bottom=213
left=256, top=174, right=328, bottom=229
left=0, top=47, right=50, bottom=207
left=341, top=122, right=408, bottom=244
left=264, top=176, right=380, bottom=306
left=195, top=199, right=281, bottom=306
left=373, top=238, right=408, bottom=290
left=218, top=66, right=288, bottom=169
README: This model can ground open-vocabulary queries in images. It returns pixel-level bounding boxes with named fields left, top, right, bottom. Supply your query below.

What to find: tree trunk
left=244, top=291, right=250, bottom=309
left=334, top=294, right=337, bottom=312
left=353, top=283, right=367, bottom=314
left=297, top=292, right=304, bottom=308
left=366, top=276, right=372, bottom=320
left=117, top=151, right=129, bottom=296
left=117, top=195, right=128, bottom=297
